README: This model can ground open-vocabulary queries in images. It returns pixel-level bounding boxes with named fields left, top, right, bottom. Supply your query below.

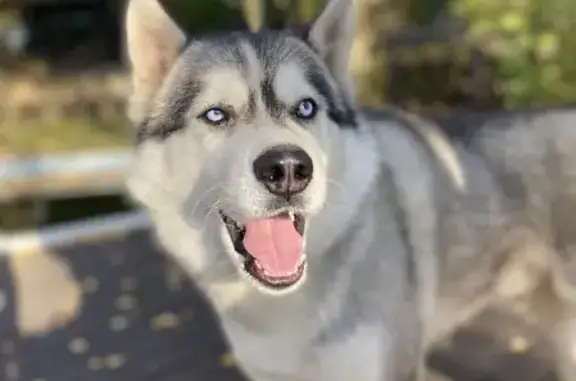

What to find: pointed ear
left=124, top=0, right=186, bottom=123
left=307, top=0, right=355, bottom=102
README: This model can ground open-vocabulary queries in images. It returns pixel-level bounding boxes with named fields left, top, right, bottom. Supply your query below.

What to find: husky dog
left=124, top=0, right=576, bottom=379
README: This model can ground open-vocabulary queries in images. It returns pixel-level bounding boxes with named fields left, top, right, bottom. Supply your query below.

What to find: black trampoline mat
left=0, top=229, right=561, bottom=381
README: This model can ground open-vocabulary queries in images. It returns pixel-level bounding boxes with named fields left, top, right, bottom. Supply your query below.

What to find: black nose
left=253, top=145, right=314, bottom=199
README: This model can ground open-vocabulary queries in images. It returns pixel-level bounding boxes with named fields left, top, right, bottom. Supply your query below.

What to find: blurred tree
left=295, top=0, right=323, bottom=22
left=163, top=0, right=289, bottom=33
left=18, top=0, right=121, bottom=71
left=8, top=0, right=576, bottom=111
left=408, top=0, right=450, bottom=26
left=163, top=0, right=247, bottom=34
left=242, top=0, right=266, bottom=31
left=451, top=0, right=576, bottom=108
left=285, top=0, right=323, bottom=24
left=351, top=0, right=405, bottom=106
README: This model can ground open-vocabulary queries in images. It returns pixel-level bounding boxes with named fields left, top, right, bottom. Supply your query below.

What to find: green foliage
left=162, top=0, right=290, bottom=33
left=290, top=0, right=324, bottom=23
left=408, top=0, right=450, bottom=26
left=451, top=0, right=576, bottom=107
left=163, top=0, right=247, bottom=33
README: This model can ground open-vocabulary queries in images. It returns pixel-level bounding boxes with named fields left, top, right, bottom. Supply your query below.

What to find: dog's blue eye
left=201, top=108, right=228, bottom=124
left=295, top=98, right=318, bottom=120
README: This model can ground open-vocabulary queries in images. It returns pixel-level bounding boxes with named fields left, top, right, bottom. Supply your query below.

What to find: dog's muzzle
left=218, top=144, right=313, bottom=291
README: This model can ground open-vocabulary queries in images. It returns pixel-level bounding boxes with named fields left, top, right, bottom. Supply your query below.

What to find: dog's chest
left=224, top=319, right=391, bottom=381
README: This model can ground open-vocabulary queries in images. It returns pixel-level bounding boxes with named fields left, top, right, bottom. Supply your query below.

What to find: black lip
left=219, top=211, right=307, bottom=289
left=245, top=259, right=306, bottom=288
left=293, top=213, right=305, bottom=235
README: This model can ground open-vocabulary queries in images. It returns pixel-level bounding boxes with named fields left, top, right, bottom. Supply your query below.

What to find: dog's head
left=124, top=0, right=360, bottom=295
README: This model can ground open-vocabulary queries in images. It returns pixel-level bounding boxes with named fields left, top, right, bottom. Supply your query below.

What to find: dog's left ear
left=307, top=0, right=355, bottom=102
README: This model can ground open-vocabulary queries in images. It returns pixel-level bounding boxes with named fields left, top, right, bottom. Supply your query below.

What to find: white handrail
left=0, top=210, right=151, bottom=255
left=0, top=149, right=133, bottom=201
left=0, top=149, right=131, bottom=181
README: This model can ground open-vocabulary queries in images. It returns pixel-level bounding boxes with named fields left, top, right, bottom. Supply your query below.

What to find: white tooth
left=289, top=212, right=295, bottom=221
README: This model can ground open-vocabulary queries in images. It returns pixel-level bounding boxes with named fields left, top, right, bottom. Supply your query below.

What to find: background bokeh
left=0, top=1, right=574, bottom=381
left=2, top=0, right=576, bottom=157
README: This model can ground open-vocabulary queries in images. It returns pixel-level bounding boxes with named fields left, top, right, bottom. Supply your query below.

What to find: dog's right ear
left=125, top=0, right=186, bottom=124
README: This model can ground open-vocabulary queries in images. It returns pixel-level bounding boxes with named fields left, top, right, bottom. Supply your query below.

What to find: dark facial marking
left=246, top=89, right=257, bottom=120
left=305, top=64, right=357, bottom=128
left=136, top=79, right=202, bottom=143
left=136, top=34, right=246, bottom=142
left=261, top=78, right=284, bottom=120
left=245, top=29, right=357, bottom=128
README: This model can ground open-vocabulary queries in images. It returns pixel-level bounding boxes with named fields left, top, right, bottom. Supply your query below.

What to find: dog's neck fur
left=307, top=124, right=381, bottom=255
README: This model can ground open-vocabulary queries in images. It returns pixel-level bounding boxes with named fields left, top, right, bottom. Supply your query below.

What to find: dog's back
left=439, top=107, right=576, bottom=299
left=368, top=105, right=576, bottom=380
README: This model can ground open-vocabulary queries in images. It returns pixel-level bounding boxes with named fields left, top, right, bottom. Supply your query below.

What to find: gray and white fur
left=123, top=0, right=576, bottom=380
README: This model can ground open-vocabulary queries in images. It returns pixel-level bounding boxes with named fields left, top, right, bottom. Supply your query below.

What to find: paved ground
left=0, top=229, right=563, bottom=381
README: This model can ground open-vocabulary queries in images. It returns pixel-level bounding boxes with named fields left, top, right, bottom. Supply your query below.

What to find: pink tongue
left=243, top=215, right=303, bottom=276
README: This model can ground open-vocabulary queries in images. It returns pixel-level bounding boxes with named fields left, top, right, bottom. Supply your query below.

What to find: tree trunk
left=242, top=0, right=266, bottom=31
left=350, top=0, right=387, bottom=106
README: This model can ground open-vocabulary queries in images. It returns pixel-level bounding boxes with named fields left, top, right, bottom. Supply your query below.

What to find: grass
left=0, top=117, right=133, bottom=156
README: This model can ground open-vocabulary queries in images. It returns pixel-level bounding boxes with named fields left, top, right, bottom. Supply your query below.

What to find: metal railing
left=0, top=209, right=150, bottom=255
left=0, top=149, right=132, bottom=202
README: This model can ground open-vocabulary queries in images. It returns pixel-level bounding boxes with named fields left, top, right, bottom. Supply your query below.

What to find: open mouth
left=219, top=211, right=307, bottom=290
